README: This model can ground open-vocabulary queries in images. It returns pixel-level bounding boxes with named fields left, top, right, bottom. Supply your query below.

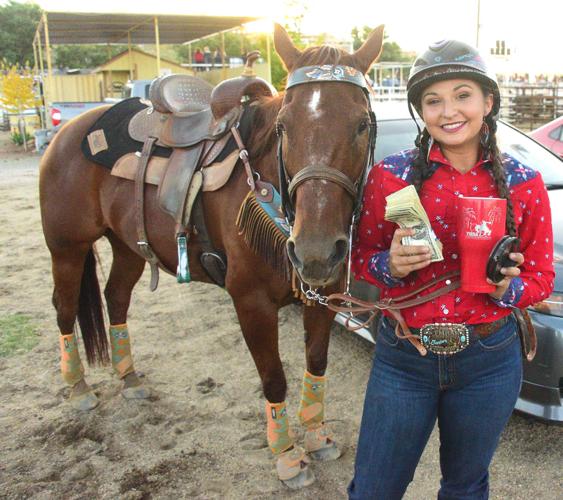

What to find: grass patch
left=0, top=313, right=40, bottom=357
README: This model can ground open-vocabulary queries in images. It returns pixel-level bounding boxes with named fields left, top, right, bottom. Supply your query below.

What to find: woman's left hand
left=487, top=252, right=525, bottom=300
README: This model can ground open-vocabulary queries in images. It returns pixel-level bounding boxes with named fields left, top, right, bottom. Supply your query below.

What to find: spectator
left=203, top=46, right=212, bottom=71
left=193, top=48, right=204, bottom=72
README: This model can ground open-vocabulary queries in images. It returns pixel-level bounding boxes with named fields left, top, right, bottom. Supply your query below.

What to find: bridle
left=276, top=64, right=377, bottom=229
left=275, top=64, right=377, bottom=296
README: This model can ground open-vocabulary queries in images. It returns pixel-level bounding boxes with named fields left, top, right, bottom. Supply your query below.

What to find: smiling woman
left=348, top=39, right=555, bottom=499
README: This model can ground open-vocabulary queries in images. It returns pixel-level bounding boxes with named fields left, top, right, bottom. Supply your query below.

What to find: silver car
left=336, top=102, right=563, bottom=424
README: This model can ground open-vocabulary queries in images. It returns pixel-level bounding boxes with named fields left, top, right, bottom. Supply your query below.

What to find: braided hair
left=411, top=86, right=517, bottom=237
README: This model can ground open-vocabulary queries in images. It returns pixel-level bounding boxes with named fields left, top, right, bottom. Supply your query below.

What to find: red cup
left=457, top=197, right=506, bottom=293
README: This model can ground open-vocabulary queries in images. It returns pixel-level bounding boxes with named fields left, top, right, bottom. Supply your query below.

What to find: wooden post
left=266, top=32, right=272, bottom=83
left=221, top=31, right=227, bottom=81
left=32, top=38, right=45, bottom=129
left=188, top=43, right=193, bottom=74
left=36, top=28, right=47, bottom=128
left=128, top=31, right=133, bottom=80
left=32, top=38, right=38, bottom=75
left=154, top=17, right=161, bottom=77
left=107, top=44, right=113, bottom=98
left=43, top=13, right=54, bottom=107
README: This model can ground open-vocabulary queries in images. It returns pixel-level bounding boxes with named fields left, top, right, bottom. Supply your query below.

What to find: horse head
left=274, top=24, right=384, bottom=288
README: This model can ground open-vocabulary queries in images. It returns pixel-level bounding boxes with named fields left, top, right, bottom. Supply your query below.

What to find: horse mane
left=248, top=45, right=359, bottom=160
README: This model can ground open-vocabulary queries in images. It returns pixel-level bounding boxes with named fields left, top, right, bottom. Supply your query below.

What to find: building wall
left=47, top=74, right=104, bottom=102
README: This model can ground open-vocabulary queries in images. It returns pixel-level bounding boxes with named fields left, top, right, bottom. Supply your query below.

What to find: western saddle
left=122, top=52, right=276, bottom=290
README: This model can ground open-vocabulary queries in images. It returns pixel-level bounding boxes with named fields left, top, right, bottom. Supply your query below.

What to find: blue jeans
left=348, top=315, right=522, bottom=500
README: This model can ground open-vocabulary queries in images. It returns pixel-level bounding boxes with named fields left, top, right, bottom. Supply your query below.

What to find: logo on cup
left=463, top=206, right=503, bottom=240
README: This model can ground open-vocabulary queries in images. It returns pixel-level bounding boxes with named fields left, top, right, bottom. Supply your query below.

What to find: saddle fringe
left=236, top=191, right=291, bottom=281
left=235, top=191, right=327, bottom=306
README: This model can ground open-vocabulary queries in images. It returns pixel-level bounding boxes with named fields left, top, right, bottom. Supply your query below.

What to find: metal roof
left=37, top=11, right=259, bottom=45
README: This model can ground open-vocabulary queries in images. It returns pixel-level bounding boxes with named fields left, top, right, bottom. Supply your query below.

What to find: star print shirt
left=352, top=143, right=555, bottom=327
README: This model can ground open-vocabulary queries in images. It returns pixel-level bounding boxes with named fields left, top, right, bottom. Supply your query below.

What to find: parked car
left=335, top=101, right=563, bottom=424
left=529, top=116, right=563, bottom=158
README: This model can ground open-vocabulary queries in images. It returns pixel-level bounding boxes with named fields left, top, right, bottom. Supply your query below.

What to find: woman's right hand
left=389, top=228, right=433, bottom=278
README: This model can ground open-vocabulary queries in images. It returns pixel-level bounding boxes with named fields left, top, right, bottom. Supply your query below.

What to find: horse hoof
left=282, top=467, right=315, bottom=490
left=309, top=441, right=341, bottom=461
left=121, top=385, right=151, bottom=400
left=69, top=390, right=99, bottom=411
left=277, top=446, right=315, bottom=489
left=304, top=424, right=341, bottom=461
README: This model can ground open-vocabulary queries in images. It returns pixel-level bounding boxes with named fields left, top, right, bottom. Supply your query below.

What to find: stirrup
left=176, top=233, right=191, bottom=283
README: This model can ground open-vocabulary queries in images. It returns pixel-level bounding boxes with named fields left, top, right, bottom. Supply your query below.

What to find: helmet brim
left=407, top=67, right=500, bottom=118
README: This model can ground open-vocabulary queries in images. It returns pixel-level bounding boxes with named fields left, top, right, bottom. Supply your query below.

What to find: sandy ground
left=0, top=132, right=561, bottom=499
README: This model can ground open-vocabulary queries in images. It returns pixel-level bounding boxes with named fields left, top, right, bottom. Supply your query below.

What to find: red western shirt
left=352, top=143, right=555, bottom=328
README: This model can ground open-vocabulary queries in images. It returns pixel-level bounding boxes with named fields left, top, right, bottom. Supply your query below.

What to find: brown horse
left=39, top=24, right=384, bottom=487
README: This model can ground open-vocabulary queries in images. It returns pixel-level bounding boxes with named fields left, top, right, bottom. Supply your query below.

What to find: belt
left=383, top=315, right=511, bottom=355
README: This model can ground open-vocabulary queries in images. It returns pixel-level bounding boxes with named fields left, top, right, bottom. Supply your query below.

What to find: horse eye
left=276, top=121, right=285, bottom=135
left=357, top=120, right=369, bottom=134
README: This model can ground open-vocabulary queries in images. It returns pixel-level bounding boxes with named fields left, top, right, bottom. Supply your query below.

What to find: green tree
left=54, top=44, right=129, bottom=69
left=351, top=25, right=414, bottom=62
left=0, top=1, right=42, bottom=66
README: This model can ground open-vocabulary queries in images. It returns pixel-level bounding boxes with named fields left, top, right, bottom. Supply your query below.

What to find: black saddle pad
left=80, top=97, right=172, bottom=170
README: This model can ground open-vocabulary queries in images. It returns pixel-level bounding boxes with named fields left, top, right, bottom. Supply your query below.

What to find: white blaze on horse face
left=308, top=89, right=322, bottom=118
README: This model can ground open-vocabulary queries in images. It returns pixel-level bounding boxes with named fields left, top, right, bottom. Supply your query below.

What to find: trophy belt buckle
left=419, top=323, right=470, bottom=355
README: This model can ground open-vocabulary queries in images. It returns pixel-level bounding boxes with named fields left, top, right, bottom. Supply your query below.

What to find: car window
left=373, top=120, right=419, bottom=163
left=373, top=119, right=563, bottom=185
left=548, top=126, right=561, bottom=141
left=497, top=123, right=563, bottom=185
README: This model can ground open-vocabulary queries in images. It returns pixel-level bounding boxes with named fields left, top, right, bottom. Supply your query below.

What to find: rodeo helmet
left=406, top=40, right=500, bottom=118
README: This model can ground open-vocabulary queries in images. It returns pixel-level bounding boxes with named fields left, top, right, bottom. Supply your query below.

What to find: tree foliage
left=352, top=25, right=414, bottom=62
left=53, top=45, right=130, bottom=69
left=0, top=1, right=42, bottom=66
left=0, top=63, right=38, bottom=113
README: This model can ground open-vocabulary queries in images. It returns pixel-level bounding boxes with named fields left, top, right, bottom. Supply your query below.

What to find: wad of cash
left=384, top=185, right=444, bottom=262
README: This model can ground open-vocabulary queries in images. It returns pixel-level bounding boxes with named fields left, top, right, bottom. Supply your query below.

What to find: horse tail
left=78, top=247, right=109, bottom=366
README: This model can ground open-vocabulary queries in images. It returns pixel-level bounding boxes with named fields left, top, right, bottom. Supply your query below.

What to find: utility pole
left=476, top=0, right=481, bottom=48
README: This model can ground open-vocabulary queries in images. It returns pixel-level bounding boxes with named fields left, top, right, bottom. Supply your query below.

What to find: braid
left=412, top=128, right=435, bottom=193
left=485, top=115, right=517, bottom=237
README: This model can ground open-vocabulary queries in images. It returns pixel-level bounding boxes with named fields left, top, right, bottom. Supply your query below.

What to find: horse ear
left=353, top=25, right=385, bottom=75
left=273, top=23, right=301, bottom=71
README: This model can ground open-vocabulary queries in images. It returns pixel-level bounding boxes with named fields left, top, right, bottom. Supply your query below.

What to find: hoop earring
left=480, top=120, right=490, bottom=151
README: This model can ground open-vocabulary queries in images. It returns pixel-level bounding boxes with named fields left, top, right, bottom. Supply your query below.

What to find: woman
left=348, top=40, right=554, bottom=499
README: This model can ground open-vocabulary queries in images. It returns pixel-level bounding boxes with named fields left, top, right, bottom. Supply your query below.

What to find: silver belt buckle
left=420, top=323, right=470, bottom=355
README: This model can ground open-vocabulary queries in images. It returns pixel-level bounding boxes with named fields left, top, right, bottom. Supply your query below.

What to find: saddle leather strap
left=288, top=166, right=358, bottom=201
left=230, top=126, right=256, bottom=191
left=136, top=136, right=164, bottom=291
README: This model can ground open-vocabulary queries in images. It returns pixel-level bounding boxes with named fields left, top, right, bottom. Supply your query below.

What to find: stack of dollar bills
left=384, top=185, right=444, bottom=262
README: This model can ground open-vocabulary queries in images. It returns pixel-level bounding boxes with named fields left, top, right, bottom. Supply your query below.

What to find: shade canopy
left=36, top=11, right=260, bottom=45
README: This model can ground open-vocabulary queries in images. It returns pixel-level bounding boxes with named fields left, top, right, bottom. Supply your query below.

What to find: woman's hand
left=486, top=252, right=525, bottom=300
left=389, top=228, right=433, bottom=278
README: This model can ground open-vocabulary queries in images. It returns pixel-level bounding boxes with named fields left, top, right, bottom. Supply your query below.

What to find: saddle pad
left=110, top=149, right=240, bottom=192
left=81, top=97, right=172, bottom=169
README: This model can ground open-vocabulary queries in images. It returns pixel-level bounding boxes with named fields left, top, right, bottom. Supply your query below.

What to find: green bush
left=10, top=129, right=33, bottom=145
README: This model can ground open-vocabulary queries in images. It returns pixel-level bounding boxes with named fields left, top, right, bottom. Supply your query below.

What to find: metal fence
left=499, top=84, right=562, bottom=130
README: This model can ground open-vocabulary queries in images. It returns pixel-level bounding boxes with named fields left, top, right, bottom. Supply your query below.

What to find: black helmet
left=407, top=40, right=500, bottom=117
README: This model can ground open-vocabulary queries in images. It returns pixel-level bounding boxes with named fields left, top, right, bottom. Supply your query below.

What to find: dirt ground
left=0, top=132, right=561, bottom=499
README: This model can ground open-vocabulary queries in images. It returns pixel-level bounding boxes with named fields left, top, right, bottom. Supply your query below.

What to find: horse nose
left=286, top=238, right=302, bottom=271
left=286, top=235, right=349, bottom=286
left=328, top=237, right=348, bottom=267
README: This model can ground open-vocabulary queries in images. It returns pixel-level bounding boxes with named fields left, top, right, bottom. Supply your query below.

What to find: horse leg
left=299, top=305, right=341, bottom=461
left=52, top=244, right=101, bottom=411
left=104, top=234, right=150, bottom=400
left=231, top=292, right=314, bottom=489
